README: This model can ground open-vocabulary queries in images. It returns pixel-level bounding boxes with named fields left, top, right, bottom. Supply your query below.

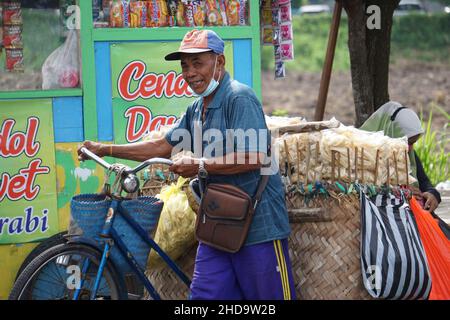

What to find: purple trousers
left=189, top=239, right=296, bottom=300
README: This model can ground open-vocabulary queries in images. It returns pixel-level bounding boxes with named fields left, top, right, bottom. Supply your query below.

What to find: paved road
left=435, top=190, right=450, bottom=225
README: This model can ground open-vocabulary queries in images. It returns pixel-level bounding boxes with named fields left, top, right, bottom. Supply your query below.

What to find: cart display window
left=0, top=0, right=81, bottom=91
left=92, top=0, right=249, bottom=28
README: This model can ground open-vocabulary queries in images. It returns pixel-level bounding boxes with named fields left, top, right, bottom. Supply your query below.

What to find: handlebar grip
left=80, top=147, right=111, bottom=170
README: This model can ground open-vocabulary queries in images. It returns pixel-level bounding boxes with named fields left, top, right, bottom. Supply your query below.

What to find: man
left=78, top=30, right=296, bottom=300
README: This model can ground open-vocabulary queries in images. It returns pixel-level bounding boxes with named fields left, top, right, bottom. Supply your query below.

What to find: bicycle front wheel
left=9, top=243, right=127, bottom=300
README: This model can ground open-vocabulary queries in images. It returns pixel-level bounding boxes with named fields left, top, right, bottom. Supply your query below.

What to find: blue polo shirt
left=165, top=72, right=290, bottom=246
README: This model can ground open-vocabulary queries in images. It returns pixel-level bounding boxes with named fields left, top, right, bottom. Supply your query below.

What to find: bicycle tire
left=9, top=243, right=127, bottom=300
left=15, top=231, right=69, bottom=280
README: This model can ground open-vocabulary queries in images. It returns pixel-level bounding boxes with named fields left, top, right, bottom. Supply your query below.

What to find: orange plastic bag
left=410, top=197, right=450, bottom=300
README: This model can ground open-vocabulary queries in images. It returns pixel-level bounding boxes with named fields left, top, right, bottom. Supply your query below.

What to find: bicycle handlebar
left=80, top=147, right=173, bottom=174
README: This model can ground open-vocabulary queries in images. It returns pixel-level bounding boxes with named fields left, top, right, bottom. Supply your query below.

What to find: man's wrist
left=100, top=143, right=111, bottom=157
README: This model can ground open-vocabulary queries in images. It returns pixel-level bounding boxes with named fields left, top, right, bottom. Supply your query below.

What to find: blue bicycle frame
left=74, top=148, right=192, bottom=300
left=73, top=198, right=192, bottom=300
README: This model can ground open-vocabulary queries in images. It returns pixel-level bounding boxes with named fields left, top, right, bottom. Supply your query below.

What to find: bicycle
left=9, top=148, right=191, bottom=300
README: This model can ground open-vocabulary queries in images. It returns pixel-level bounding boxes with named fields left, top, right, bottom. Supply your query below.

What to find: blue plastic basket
left=70, top=194, right=163, bottom=274
left=110, top=196, right=163, bottom=274
left=70, top=194, right=111, bottom=241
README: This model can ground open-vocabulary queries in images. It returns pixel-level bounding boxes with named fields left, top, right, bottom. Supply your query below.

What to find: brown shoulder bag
left=195, top=174, right=269, bottom=253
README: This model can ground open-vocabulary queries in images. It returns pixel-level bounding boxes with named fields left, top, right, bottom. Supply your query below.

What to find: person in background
left=360, top=101, right=441, bottom=212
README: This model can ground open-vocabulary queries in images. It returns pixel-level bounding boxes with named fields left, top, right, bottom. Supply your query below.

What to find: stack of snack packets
left=271, top=0, right=284, bottom=78
left=273, top=0, right=294, bottom=78
left=2, top=1, right=24, bottom=72
left=260, top=0, right=273, bottom=46
left=279, top=0, right=293, bottom=61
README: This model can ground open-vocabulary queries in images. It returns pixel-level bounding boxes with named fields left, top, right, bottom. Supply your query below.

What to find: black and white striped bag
left=360, top=191, right=432, bottom=299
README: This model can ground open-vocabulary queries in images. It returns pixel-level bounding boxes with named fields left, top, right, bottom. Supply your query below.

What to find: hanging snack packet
left=176, top=1, right=187, bottom=26
left=280, top=22, right=292, bottom=41
left=281, top=42, right=294, bottom=60
left=261, top=0, right=272, bottom=9
left=274, top=44, right=281, bottom=60
left=102, top=0, right=112, bottom=22
left=147, top=0, right=170, bottom=27
left=280, top=2, right=291, bottom=22
left=261, top=9, right=272, bottom=25
left=122, top=0, right=131, bottom=27
left=275, top=59, right=286, bottom=79
left=272, top=27, right=281, bottom=46
left=183, top=0, right=195, bottom=27
left=237, top=0, right=247, bottom=25
left=110, top=0, right=125, bottom=27
left=225, top=0, right=239, bottom=25
left=3, top=1, right=22, bottom=25
left=167, top=0, right=178, bottom=26
left=271, top=7, right=280, bottom=27
left=159, top=0, right=171, bottom=26
left=130, top=1, right=147, bottom=27
left=5, top=48, right=24, bottom=72
left=3, top=25, right=23, bottom=49
left=205, top=0, right=223, bottom=26
left=262, top=27, right=273, bottom=46
left=218, top=0, right=228, bottom=25
left=193, top=0, right=206, bottom=26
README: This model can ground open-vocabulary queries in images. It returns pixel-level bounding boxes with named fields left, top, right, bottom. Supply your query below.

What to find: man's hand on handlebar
left=77, top=141, right=108, bottom=161
left=169, top=155, right=200, bottom=178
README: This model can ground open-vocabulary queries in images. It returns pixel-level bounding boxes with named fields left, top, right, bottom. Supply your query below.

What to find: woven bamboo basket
left=287, top=191, right=371, bottom=300
left=145, top=242, right=198, bottom=300
left=142, top=190, right=372, bottom=300
left=142, top=192, right=371, bottom=300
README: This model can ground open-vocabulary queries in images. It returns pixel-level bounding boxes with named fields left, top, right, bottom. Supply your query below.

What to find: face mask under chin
left=189, top=56, right=220, bottom=98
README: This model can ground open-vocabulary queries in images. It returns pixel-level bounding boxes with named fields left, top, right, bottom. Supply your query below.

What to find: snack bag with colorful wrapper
left=279, top=2, right=291, bottom=23
left=147, top=0, right=170, bottom=27
left=182, top=0, right=195, bottom=27
left=122, top=0, right=131, bottom=27
left=129, top=1, right=147, bottom=27
left=237, top=0, right=247, bottom=25
left=192, top=0, right=206, bottom=26
left=280, top=23, right=292, bottom=41
left=280, top=42, right=294, bottom=60
left=159, top=0, right=171, bottom=26
left=218, top=0, right=228, bottom=25
left=225, top=0, right=239, bottom=25
left=110, top=0, right=125, bottom=27
left=176, top=0, right=187, bottom=26
left=262, top=27, right=273, bottom=46
left=205, top=0, right=223, bottom=26
left=3, top=1, right=22, bottom=25
left=167, top=0, right=177, bottom=26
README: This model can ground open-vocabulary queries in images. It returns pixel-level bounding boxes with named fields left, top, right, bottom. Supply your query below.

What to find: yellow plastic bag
left=147, top=177, right=197, bottom=269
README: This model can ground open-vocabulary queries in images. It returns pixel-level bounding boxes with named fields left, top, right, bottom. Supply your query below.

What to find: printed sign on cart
left=0, top=99, right=58, bottom=243
left=110, top=41, right=233, bottom=144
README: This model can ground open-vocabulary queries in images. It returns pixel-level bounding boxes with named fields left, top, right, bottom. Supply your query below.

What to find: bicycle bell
left=121, top=173, right=140, bottom=194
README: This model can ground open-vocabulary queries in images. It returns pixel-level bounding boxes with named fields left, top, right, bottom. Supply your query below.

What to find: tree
left=342, top=0, right=400, bottom=127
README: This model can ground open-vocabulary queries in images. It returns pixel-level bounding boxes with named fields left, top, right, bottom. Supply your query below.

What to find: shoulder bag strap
left=252, top=174, right=269, bottom=209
